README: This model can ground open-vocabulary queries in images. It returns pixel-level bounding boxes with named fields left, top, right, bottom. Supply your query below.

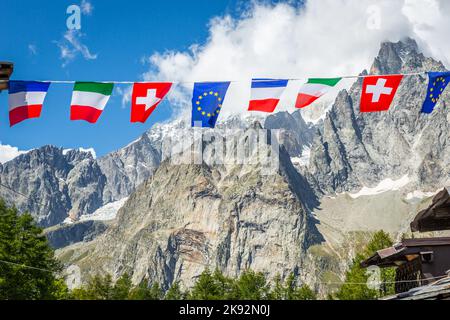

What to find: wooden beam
left=0, top=61, right=14, bottom=91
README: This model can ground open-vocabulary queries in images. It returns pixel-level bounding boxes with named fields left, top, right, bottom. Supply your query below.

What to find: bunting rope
left=0, top=259, right=55, bottom=273
left=0, top=182, right=49, bottom=213
left=0, top=182, right=28, bottom=198
left=0, top=71, right=429, bottom=84
left=1, top=69, right=448, bottom=127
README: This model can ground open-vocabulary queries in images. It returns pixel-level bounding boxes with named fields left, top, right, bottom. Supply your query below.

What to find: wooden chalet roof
left=361, top=237, right=450, bottom=268
left=410, top=187, right=450, bottom=232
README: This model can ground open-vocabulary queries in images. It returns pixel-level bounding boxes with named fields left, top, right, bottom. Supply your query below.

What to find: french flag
left=248, top=78, right=288, bottom=113
left=8, top=81, right=50, bottom=127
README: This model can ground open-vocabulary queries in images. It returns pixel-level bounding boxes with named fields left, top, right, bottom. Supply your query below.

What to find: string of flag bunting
left=2, top=71, right=449, bottom=128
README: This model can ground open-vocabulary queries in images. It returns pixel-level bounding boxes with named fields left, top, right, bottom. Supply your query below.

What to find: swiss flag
left=360, top=75, right=403, bottom=112
left=131, top=82, right=172, bottom=123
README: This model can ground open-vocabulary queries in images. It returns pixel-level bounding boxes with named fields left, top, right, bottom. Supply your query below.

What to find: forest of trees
left=69, top=269, right=316, bottom=300
left=0, top=199, right=395, bottom=300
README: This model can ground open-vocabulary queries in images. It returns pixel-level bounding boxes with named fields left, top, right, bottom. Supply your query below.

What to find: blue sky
left=0, top=0, right=252, bottom=156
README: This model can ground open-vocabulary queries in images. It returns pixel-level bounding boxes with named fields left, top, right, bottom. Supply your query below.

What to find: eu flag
left=192, top=82, right=230, bottom=128
left=421, top=71, right=450, bottom=114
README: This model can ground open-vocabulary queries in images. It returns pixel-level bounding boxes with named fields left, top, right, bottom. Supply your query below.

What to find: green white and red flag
left=295, top=78, right=341, bottom=108
left=70, top=82, right=114, bottom=123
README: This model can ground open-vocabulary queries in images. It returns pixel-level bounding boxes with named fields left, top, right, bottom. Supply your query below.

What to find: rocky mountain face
left=45, top=220, right=109, bottom=249
left=264, top=110, right=315, bottom=157
left=0, top=147, right=105, bottom=226
left=0, top=112, right=314, bottom=227
left=56, top=38, right=450, bottom=293
left=57, top=126, right=323, bottom=289
left=307, top=38, right=450, bottom=195
left=98, top=133, right=161, bottom=204
left=0, top=128, right=171, bottom=227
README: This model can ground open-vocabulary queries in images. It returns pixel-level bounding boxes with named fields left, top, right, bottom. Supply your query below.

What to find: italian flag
left=295, top=78, right=341, bottom=108
left=70, top=82, right=114, bottom=123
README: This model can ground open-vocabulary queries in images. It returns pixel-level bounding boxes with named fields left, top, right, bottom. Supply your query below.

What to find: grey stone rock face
left=307, top=38, right=450, bottom=195
left=264, top=110, right=315, bottom=157
left=60, top=127, right=323, bottom=289
left=0, top=131, right=163, bottom=228
left=98, top=133, right=161, bottom=203
left=45, top=220, right=109, bottom=249
left=66, top=158, right=107, bottom=221
left=0, top=112, right=315, bottom=229
left=0, top=146, right=98, bottom=226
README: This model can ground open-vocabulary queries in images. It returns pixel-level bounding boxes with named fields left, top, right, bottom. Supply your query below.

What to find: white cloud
left=28, top=44, right=37, bottom=55
left=115, top=85, right=133, bottom=108
left=143, top=0, right=450, bottom=119
left=81, top=0, right=94, bottom=15
left=0, top=143, right=28, bottom=164
left=402, top=0, right=450, bottom=66
left=55, top=0, right=96, bottom=66
left=56, top=30, right=97, bottom=67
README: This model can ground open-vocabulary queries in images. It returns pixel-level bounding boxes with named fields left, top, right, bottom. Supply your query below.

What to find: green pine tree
left=165, top=281, right=185, bottom=300
left=71, top=274, right=114, bottom=300
left=188, top=269, right=225, bottom=300
left=128, top=279, right=150, bottom=300
left=129, top=279, right=163, bottom=300
left=148, top=282, right=163, bottom=300
left=111, top=273, right=133, bottom=300
left=0, top=199, right=68, bottom=299
left=335, top=230, right=395, bottom=300
left=268, top=274, right=284, bottom=300
left=230, top=270, right=270, bottom=300
left=267, top=273, right=316, bottom=300
left=187, top=269, right=236, bottom=300
left=284, top=273, right=316, bottom=300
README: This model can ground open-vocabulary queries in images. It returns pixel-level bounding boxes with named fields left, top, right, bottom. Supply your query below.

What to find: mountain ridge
left=307, top=38, right=449, bottom=195
left=0, top=108, right=317, bottom=227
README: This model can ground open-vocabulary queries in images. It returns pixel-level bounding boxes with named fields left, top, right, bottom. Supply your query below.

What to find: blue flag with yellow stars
left=192, top=81, right=230, bottom=128
left=421, top=71, right=450, bottom=114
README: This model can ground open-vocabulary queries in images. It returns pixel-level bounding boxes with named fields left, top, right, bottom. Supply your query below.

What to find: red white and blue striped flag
left=8, top=81, right=51, bottom=127
left=248, top=78, right=288, bottom=113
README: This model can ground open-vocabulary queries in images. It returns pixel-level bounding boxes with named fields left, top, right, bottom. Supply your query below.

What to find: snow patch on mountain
left=147, top=118, right=190, bottom=142
left=78, top=197, right=128, bottom=222
left=124, top=137, right=142, bottom=149
left=63, top=147, right=97, bottom=158
left=405, top=190, right=438, bottom=201
left=79, top=148, right=97, bottom=159
left=348, top=175, right=410, bottom=199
